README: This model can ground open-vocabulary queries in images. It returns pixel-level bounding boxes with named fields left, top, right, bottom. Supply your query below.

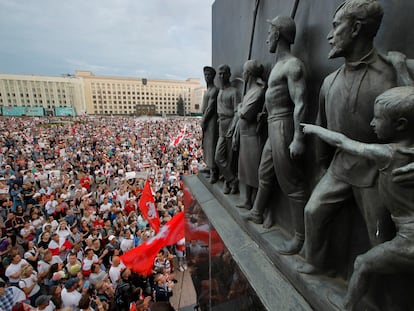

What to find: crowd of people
left=0, top=116, right=204, bottom=311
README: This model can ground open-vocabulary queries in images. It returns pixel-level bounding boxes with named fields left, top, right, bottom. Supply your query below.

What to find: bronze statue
left=214, top=64, right=241, bottom=194
left=201, top=66, right=220, bottom=184
left=243, top=16, right=308, bottom=255
left=299, top=0, right=414, bottom=275
left=302, top=86, right=414, bottom=310
left=233, top=60, right=266, bottom=210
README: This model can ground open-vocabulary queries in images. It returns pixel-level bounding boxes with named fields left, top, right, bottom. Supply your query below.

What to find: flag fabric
left=138, top=179, right=160, bottom=233
left=169, top=125, right=187, bottom=147
left=120, top=211, right=185, bottom=276
left=22, top=134, right=33, bottom=144
left=185, top=223, right=224, bottom=257
left=170, top=133, right=184, bottom=148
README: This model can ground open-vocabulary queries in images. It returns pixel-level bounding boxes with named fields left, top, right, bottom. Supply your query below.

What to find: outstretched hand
left=301, top=123, right=321, bottom=135
left=392, top=147, right=414, bottom=185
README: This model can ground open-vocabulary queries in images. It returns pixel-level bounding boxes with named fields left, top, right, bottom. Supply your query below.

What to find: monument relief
left=243, top=16, right=308, bottom=255
left=201, top=66, right=220, bottom=184
left=233, top=59, right=266, bottom=211
left=214, top=64, right=241, bottom=195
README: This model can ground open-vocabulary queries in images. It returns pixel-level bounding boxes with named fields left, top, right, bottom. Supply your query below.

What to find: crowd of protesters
left=0, top=116, right=204, bottom=311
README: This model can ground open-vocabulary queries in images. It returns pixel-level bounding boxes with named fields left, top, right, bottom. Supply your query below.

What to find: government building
left=0, top=71, right=205, bottom=116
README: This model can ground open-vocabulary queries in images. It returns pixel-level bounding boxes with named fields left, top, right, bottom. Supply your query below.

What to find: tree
left=176, top=95, right=185, bottom=116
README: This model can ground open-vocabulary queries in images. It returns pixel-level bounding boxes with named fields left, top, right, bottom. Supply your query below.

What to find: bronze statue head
left=243, top=60, right=264, bottom=82
left=335, top=0, right=383, bottom=40
left=203, top=66, right=216, bottom=83
left=203, top=66, right=216, bottom=75
left=266, top=16, right=296, bottom=45
left=217, top=64, right=231, bottom=87
left=327, top=0, right=383, bottom=59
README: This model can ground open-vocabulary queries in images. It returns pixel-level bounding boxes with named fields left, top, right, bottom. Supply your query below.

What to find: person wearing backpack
left=114, top=268, right=140, bottom=311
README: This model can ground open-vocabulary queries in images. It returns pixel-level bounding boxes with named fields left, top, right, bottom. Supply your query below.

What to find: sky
left=0, top=0, right=213, bottom=82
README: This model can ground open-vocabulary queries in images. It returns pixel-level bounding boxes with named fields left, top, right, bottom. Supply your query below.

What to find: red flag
left=120, top=211, right=185, bottom=275
left=185, top=223, right=224, bottom=257
left=138, top=180, right=160, bottom=233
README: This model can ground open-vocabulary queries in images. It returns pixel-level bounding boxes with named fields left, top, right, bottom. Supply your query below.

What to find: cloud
left=0, top=0, right=212, bottom=81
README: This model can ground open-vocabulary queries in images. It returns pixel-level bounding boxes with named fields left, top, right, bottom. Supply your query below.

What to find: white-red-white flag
left=22, top=134, right=33, bottom=144
left=138, top=179, right=160, bottom=233
left=169, top=124, right=187, bottom=147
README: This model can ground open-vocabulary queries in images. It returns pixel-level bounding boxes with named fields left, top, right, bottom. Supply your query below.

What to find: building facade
left=0, top=73, right=86, bottom=116
left=0, top=71, right=205, bottom=116
left=192, top=86, right=206, bottom=116
left=76, top=71, right=205, bottom=116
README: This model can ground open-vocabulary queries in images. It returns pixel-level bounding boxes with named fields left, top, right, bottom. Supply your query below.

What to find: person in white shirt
left=55, top=220, right=71, bottom=239
left=120, top=229, right=134, bottom=253
left=35, top=169, right=49, bottom=188
left=18, top=264, right=40, bottom=305
left=38, top=183, right=53, bottom=196
left=82, top=249, right=99, bottom=278
left=43, top=215, right=59, bottom=232
left=61, top=277, right=82, bottom=310
left=116, top=187, right=129, bottom=209
left=5, top=253, right=28, bottom=285
left=35, top=294, right=56, bottom=311
left=37, top=250, right=62, bottom=286
left=48, top=233, right=70, bottom=261
left=108, top=255, right=125, bottom=286
left=99, top=197, right=112, bottom=216
left=59, top=188, right=71, bottom=202
left=45, top=195, right=58, bottom=216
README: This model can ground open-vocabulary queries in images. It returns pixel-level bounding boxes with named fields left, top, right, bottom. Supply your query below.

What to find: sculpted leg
left=353, top=187, right=395, bottom=247
left=214, top=136, right=228, bottom=171
left=250, top=186, right=257, bottom=205
left=344, top=237, right=403, bottom=311
left=209, top=168, right=219, bottom=184
left=276, top=198, right=306, bottom=255
left=242, top=186, right=270, bottom=224
left=298, top=172, right=351, bottom=274
left=223, top=180, right=231, bottom=194
left=230, top=177, right=239, bottom=194
left=243, top=140, right=274, bottom=224
left=343, top=255, right=371, bottom=310
left=236, top=184, right=253, bottom=209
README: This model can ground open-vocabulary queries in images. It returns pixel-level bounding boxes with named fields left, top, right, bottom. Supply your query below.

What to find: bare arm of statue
left=392, top=147, right=414, bottom=185
left=201, top=89, right=219, bottom=129
left=301, top=123, right=392, bottom=165
left=383, top=52, right=414, bottom=86
left=287, top=58, right=307, bottom=159
left=204, top=90, right=219, bottom=120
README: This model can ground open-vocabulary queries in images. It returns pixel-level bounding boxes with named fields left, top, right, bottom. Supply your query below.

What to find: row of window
left=0, top=93, right=67, bottom=98
left=2, top=103, right=70, bottom=109
left=91, top=82, right=190, bottom=90
left=1, top=83, right=68, bottom=93
left=92, top=103, right=183, bottom=109
left=0, top=98, right=68, bottom=105
left=92, top=96, right=188, bottom=101
left=93, top=109, right=176, bottom=115
left=91, top=92, right=190, bottom=100
left=91, top=89, right=188, bottom=94
left=92, top=100, right=188, bottom=105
